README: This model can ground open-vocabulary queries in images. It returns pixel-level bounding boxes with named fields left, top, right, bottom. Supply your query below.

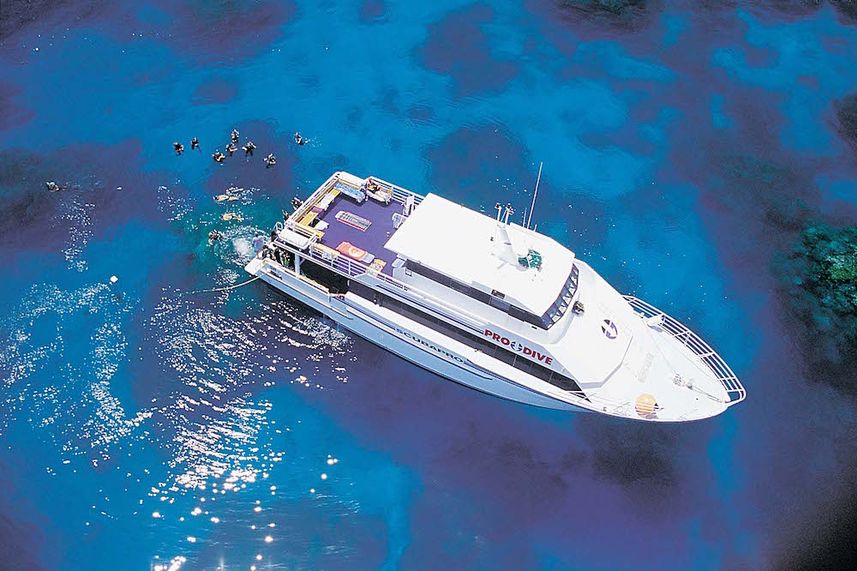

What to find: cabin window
left=348, top=283, right=586, bottom=397
left=403, top=260, right=580, bottom=331
left=489, top=296, right=510, bottom=312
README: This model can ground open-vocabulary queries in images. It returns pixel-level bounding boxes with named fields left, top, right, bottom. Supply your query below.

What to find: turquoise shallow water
left=1, top=1, right=857, bottom=569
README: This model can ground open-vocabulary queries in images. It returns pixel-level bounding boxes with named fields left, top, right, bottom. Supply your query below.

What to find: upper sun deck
left=384, top=193, right=576, bottom=317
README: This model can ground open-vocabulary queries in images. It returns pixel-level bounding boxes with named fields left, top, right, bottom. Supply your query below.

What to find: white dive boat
left=246, top=171, right=746, bottom=422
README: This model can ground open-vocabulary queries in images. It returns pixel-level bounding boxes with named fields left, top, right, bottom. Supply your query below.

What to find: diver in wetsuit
left=226, top=142, right=237, bottom=156
left=294, top=132, right=305, bottom=146
left=212, top=150, right=226, bottom=163
left=265, top=153, right=277, bottom=168
left=174, top=142, right=184, bottom=155
left=231, top=129, right=239, bottom=143
left=191, top=137, right=200, bottom=150
left=243, top=141, right=256, bottom=157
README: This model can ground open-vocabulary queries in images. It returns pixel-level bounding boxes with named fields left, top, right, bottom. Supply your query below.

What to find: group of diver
left=173, top=129, right=265, bottom=165
left=173, top=127, right=311, bottom=169
left=173, top=126, right=310, bottom=247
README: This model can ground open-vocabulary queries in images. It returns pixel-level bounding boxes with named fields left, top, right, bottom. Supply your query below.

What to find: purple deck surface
left=316, top=194, right=401, bottom=274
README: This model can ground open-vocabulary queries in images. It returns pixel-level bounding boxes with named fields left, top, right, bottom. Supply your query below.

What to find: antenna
left=504, top=203, right=514, bottom=225
left=526, top=161, right=543, bottom=229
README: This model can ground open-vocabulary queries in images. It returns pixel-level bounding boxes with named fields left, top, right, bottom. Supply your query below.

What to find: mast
left=526, top=161, right=543, bottom=229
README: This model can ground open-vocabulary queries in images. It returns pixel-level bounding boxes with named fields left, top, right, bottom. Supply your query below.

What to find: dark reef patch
left=778, top=222, right=857, bottom=395
left=832, top=0, right=857, bottom=23
left=544, top=0, right=660, bottom=33
left=406, top=104, right=434, bottom=125
left=0, top=82, right=34, bottom=132
left=0, top=0, right=104, bottom=42
left=575, top=417, right=688, bottom=516
left=0, top=140, right=168, bottom=255
left=835, top=92, right=857, bottom=151
left=358, top=0, right=387, bottom=23
left=0, top=1, right=295, bottom=64
left=558, top=0, right=648, bottom=17
left=346, top=106, right=364, bottom=129
left=660, top=81, right=829, bottom=289
left=738, top=0, right=824, bottom=20
left=0, top=502, right=46, bottom=570
left=425, top=123, right=531, bottom=206
left=419, top=4, right=519, bottom=97
left=191, top=77, right=239, bottom=106
left=130, top=1, right=297, bottom=64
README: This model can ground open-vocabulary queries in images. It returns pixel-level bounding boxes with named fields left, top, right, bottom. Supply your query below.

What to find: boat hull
left=250, top=259, right=585, bottom=412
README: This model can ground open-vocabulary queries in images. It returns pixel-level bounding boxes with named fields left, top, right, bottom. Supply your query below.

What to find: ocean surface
left=2, top=1, right=857, bottom=569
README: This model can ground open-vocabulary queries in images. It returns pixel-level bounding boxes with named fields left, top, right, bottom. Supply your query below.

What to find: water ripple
left=0, top=281, right=134, bottom=454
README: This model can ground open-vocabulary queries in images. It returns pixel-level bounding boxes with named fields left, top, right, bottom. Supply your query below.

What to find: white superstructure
left=246, top=171, right=746, bottom=422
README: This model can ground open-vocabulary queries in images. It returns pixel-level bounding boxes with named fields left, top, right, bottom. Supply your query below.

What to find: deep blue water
left=2, top=1, right=857, bottom=569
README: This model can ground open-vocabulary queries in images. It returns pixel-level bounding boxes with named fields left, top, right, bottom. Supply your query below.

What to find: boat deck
left=288, top=175, right=408, bottom=278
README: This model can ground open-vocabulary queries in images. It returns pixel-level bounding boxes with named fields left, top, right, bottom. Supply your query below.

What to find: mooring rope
left=183, top=275, right=261, bottom=296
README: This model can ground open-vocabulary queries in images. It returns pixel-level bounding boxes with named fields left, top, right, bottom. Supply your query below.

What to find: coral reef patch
left=780, top=222, right=857, bottom=394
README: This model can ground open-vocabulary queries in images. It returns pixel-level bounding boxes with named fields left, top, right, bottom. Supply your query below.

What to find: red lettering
left=483, top=333, right=553, bottom=367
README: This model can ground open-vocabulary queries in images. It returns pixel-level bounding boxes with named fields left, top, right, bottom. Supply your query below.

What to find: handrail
left=623, top=296, right=746, bottom=406
left=288, top=172, right=424, bottom=227
left=270, top=236, right=489, bottom=330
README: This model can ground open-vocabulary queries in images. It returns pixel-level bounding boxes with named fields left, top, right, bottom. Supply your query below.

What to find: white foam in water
left=0, top=282, right=134, bottom=450
left=54, top=195, right=94, bottom=272
left=156, top=184, right=192, bottom=222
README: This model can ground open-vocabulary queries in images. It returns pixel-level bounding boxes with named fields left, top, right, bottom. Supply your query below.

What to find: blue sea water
left=1, top=1, right=857, bottom=569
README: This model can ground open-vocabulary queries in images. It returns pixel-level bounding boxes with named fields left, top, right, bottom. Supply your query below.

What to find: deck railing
left=276, top=172, right=431, bottom=292
left=623, top=296, right=746, bottom=406
left=270, top=235, right=492, bottom=330
left=288, top=171, right=424, bottom=226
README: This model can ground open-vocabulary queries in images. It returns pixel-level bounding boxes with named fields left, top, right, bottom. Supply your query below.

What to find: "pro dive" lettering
left=484, top=329, right=553, bottom=365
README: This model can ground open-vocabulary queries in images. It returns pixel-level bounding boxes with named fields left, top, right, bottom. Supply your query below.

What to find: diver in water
left=212, top=150, right=226, bottom=163
left=191, top=137, right=200, bottom=151
left=265, top=153, right=277, bottom=168
left=243, top=140, right=256, bottom=157
left=46, top=181, right=62, bottom=192
left=226, top=142, right=237, bottom=156
left=174, top=141, right=184, bottom=155
left=208, top=230, right=223, bottom=242
left=231, top=129, right=239, bottom=143
left=294, top=132, right=306, bottom=146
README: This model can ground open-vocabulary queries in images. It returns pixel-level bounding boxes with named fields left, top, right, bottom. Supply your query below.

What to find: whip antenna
left=526, top=161, right=543, bottom=229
